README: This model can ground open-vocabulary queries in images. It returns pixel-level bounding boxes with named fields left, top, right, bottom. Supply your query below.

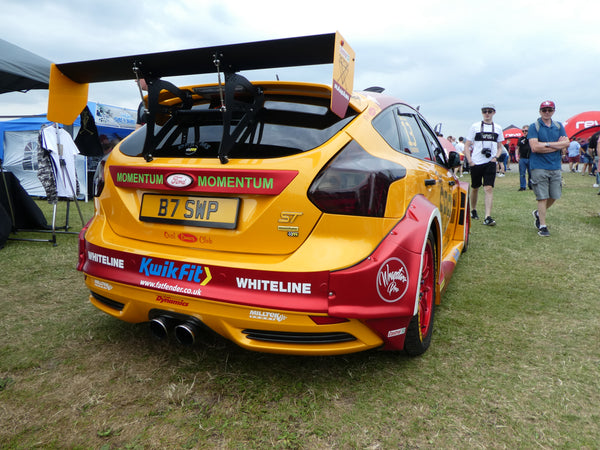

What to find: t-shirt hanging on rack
left=39, top=126, right=80, bottom=199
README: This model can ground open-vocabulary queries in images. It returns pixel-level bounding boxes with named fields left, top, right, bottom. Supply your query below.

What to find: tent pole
left=51, top=202, right=57, bottom=246
left=65, top=199, right=70, bottom=230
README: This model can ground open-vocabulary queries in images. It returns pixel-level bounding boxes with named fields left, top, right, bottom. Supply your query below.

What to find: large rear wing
left=47, top=32, right=355, bottom=125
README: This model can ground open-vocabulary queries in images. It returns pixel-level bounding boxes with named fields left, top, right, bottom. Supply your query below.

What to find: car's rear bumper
left=86, top=274, right=384, bottom=355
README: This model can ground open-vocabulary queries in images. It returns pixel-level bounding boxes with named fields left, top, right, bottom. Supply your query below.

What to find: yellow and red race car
left=49, top=32, right=470, bottom=356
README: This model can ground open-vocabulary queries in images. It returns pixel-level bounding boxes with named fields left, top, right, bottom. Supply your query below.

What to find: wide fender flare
left=328, top=194, right=441, bottom=320
left=398, top=195, right=442, bottom=316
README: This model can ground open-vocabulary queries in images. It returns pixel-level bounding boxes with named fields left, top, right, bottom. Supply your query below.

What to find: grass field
left=1, top=166, right=599, bottom=449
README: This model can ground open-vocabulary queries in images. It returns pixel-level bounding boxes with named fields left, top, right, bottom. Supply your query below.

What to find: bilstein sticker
left=376, top=257, right=409, bottom=303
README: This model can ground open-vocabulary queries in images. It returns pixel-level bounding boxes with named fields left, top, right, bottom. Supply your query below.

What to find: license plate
left=140, top=194, right=240, bottom=229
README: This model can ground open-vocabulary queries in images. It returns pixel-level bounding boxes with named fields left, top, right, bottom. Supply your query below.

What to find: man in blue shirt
left=527, top=101, right=569, bottom=237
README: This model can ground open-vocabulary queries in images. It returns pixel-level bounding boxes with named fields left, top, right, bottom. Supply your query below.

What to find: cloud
left=1, top=0, right=599, bottom=139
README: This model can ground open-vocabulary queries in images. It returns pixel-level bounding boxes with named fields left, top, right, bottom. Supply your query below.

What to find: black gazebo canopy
left=0, top=38, right=51, bottom=94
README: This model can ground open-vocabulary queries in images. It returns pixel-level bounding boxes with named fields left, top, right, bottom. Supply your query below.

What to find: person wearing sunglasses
left=527, top=100, right=569, bottom=237
left=465, top=103, right=505, bottom=226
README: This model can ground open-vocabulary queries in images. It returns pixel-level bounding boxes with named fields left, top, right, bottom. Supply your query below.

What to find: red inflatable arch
left=563, top=111, right=600, bottom=142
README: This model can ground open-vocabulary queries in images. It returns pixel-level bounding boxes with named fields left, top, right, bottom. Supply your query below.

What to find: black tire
left=404, top=230, right=438, bottom=356
left=462, top=195, right=471, bottom=253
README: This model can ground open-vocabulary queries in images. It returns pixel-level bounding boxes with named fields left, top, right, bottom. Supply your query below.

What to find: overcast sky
left=1, top=0, right=598, bottom=139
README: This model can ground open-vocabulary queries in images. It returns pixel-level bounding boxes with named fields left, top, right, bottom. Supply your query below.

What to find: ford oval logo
left=166, top=173, right=193, bottom=188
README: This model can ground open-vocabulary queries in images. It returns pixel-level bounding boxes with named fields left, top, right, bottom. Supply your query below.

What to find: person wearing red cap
left=527, top=100, right=569, bottom=237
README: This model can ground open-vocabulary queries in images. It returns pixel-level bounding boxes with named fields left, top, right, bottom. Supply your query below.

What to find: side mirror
left=446, top=151, right=461, bottom=168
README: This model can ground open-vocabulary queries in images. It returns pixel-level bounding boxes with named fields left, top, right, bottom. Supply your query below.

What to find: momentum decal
left=376, top=257, right=409, bottom=303
left=115, top=171, right=163, bottom=185
left=110, top=166, right=298, bottom=195
left=197, top=175, right=273, bottom=190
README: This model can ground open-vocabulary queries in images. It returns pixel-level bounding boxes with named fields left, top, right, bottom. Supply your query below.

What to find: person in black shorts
left=464, top=104, right=505, bottom=226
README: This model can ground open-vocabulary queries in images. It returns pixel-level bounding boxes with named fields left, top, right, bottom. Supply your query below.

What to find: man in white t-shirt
left=464, top=103, right=505, bottom=226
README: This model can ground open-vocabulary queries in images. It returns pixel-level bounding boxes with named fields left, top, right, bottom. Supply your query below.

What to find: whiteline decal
left=236, top=277, right=311, bottom=294
left=88, top=251, right=124, bottom=269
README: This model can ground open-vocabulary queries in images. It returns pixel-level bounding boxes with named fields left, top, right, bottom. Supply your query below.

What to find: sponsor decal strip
left=83, top=244, right=328, bottom=310
left=109, top=166, right=298, bottom=195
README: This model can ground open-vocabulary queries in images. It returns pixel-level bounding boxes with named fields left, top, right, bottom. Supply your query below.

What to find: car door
left=394, top=108, right=445, bottom=225
left=415, top=116, right=457, bottom=245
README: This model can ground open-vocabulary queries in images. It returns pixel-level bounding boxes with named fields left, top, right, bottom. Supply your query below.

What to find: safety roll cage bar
left=136, top=69, right=264, bottom=163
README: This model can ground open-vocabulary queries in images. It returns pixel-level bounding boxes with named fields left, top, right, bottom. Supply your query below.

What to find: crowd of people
left=442, top=101, right=599, bottom=237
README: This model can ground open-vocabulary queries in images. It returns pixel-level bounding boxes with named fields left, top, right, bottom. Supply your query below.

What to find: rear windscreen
left=120, top=95, right=356, bottom=159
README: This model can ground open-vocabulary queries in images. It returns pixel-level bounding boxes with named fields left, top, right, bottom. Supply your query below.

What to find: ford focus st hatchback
left=48, top=33, right=470, bottom=356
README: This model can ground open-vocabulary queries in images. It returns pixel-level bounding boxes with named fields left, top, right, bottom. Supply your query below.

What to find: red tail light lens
left=77, top=223, right=89, bottom=271
left=308, top=141, right=406, bottom=217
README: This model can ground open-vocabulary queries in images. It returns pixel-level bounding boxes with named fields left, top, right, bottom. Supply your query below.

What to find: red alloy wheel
left=404, top=231, right=437, bottom=356
left=418, top=240, right=435, bottom=340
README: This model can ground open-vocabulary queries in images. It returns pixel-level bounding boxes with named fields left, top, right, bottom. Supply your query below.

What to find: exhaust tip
left=174, top=322, right=197, bottom=346
left=149, top=317, right=169, bottom=340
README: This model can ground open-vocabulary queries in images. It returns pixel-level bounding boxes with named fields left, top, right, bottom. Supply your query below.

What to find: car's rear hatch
left=99, top=83, right=363, bottom=256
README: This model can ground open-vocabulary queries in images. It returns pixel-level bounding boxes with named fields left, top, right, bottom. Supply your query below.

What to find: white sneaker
left=594, top=184, right=599, bottom=188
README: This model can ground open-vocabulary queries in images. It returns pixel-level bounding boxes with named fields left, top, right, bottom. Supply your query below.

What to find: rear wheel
left=462, top=195, right=471, bottom=253
left=404, top=230, right=437, bottom=356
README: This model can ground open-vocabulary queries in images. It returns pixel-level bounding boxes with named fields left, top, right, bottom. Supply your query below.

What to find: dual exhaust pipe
left=149, top=316, right=199, bottom=346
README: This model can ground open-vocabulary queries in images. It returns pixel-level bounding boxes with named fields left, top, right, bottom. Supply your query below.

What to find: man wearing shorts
left=566, top=138, right=581, bottom=173
left=465, top=103, right=505, bottom=226
left=527, top=101, right=569, bottom=237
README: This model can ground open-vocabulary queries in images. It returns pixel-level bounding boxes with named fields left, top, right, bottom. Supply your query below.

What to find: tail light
left=92, top=156, right=108, bottom=197
left=308, top=141, right=406, bottom=217
left=77, top=222, right=90, bottom=271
